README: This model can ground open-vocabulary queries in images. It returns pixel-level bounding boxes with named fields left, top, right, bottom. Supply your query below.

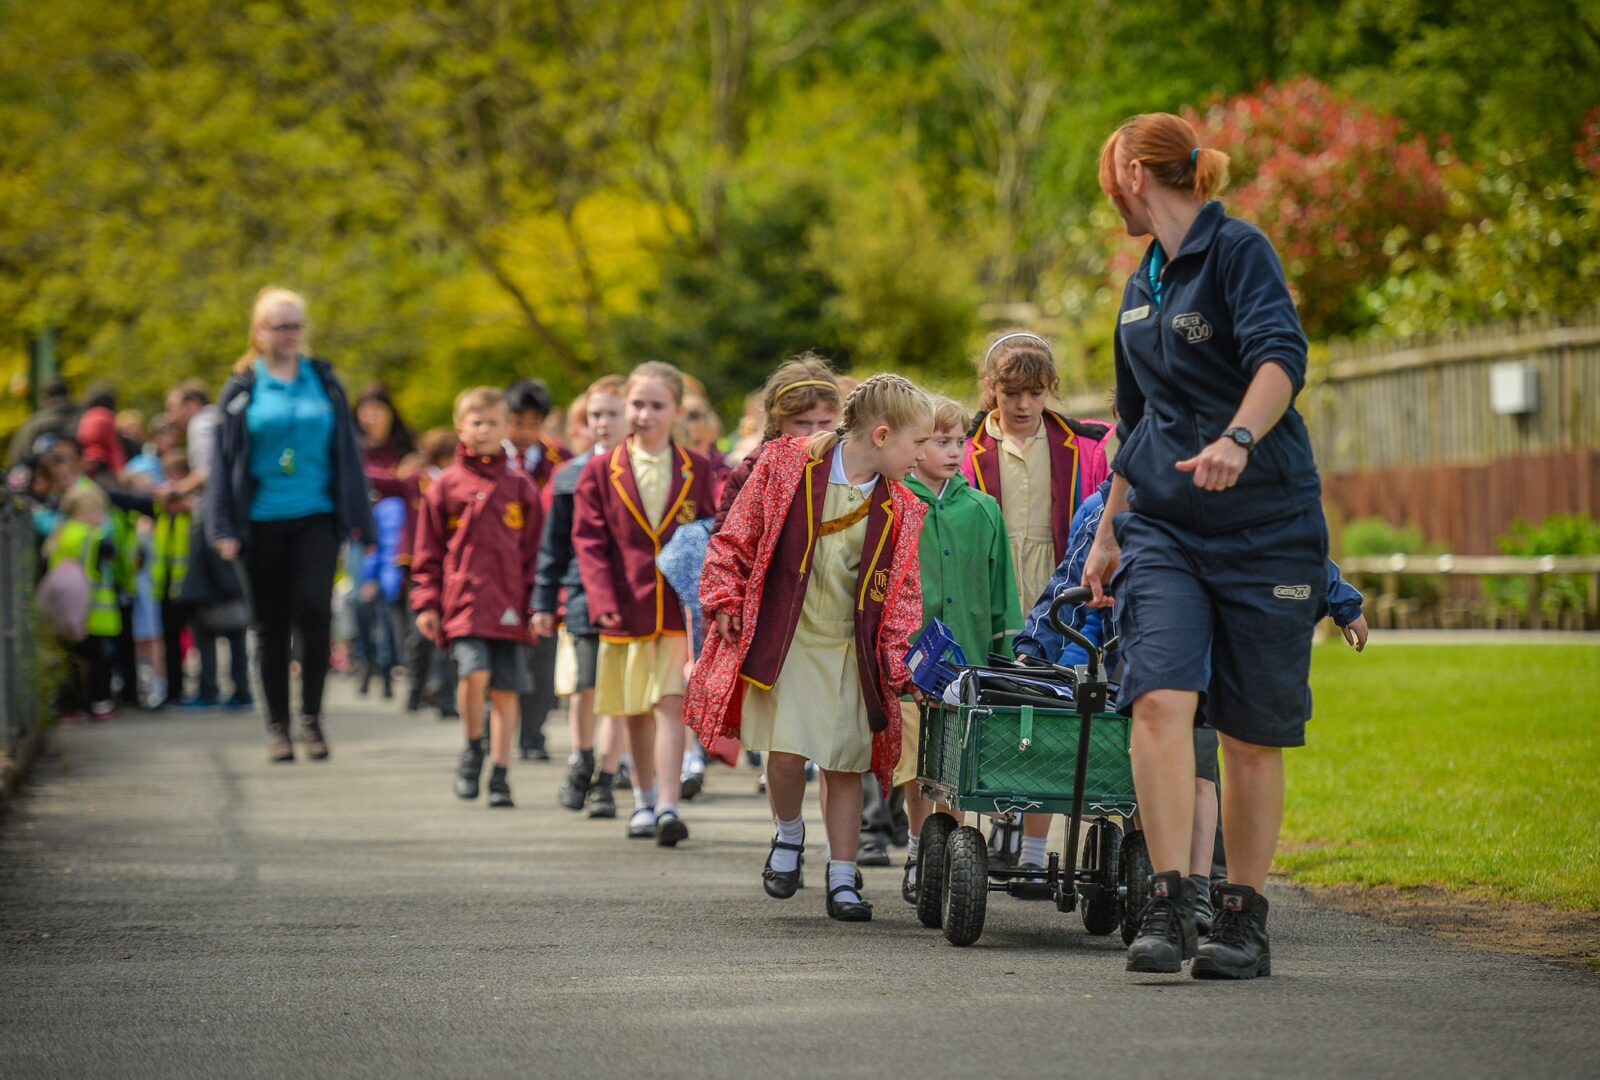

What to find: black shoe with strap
left=826, top=883, right=873, bottom=923
left=900, top=857, right=918, bottom=905
left=762, top=834, right=805, bottom=899
left=1126, top=869, right=1198, bottom=973
left=1192, top=884, right=1272, bottom=979
left=656, top=809, right=689, bottom=847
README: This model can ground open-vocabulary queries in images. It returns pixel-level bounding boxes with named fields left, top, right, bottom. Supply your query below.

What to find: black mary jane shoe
left=762, top=838, right=805, bottom=900
left=827, top=884, right=873, bottom=923
left=900, top=857, right=919, bottom=906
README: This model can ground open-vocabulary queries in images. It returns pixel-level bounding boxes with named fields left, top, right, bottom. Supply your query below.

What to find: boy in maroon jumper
left=412, top=388, right=544, bottom=808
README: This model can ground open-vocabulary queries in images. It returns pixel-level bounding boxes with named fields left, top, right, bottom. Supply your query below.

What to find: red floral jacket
left=684, top=436, right=926, bottom=794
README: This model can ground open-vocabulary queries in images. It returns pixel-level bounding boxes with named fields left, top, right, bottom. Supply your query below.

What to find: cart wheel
left=1079, top=818, right=1123, bottom=936
left=942, top=825, right=989, bottom=947
left=916, top=812, right=956, bottom=929
left=1119, top=828, right=1153, bottom=947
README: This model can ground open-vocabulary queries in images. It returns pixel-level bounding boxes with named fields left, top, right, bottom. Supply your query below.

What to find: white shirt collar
left=830, top=445, right=879, bottom=496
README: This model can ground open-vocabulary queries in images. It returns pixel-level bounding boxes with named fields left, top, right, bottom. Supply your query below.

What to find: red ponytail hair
left=1098, top=113, right=1229, bottom=202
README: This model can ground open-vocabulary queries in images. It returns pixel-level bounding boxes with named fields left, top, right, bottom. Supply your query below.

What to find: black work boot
left=1126, top=870, right=1199, bottom=973
left=1192, top=884, right=1272, bottom=980
left=454, top=739, right=486, bottom=800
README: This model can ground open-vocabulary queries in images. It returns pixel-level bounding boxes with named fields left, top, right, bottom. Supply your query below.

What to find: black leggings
left=244, top=514, right=339, bottom=728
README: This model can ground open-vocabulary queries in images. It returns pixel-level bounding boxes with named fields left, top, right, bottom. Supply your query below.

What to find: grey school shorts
left=451, top=637, right=533, bottom=694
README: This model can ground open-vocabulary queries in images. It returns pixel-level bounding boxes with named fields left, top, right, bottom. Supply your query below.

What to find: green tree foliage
left=0, top=0, right=1595, bottom=432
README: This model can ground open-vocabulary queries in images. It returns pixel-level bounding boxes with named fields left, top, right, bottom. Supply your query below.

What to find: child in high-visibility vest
left=150, top=451, right=196, bottom=709
left=47, top=483, right=123, bottom=720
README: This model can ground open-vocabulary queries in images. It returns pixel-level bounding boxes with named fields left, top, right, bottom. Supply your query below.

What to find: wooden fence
left=1304, top=312, right=1600, bottom=474
left=1304, top=312, right=1600, bottom=553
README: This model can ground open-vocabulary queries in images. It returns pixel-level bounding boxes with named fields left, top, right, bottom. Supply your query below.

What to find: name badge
left=1120, top=304, right=1151, bottom=325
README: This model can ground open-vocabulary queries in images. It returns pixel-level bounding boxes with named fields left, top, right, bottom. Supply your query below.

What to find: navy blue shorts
left=1111, top=509, right=1328, bottom=748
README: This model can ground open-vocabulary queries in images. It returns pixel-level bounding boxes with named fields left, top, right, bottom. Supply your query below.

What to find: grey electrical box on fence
left=1489, top=360, right=1538, bottom=415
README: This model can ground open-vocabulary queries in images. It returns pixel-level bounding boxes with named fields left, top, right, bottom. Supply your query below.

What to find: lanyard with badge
left=275, top=360, right=303, bottom=477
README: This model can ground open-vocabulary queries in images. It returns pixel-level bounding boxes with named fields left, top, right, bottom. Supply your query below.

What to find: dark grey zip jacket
left=203, top=357, right=376, bottom=549
left=1113, top=200, right=1322, bottom=536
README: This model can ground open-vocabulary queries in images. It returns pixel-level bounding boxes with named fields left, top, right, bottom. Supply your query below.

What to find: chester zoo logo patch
left=1273, top=585, right=1313, bottom=600
left=1172, top=312, right=1213, bottom=344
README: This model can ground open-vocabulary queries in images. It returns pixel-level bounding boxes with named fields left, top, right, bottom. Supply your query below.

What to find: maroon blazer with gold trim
left=684, top=437, right=926, bottom=795
left=572, top=438, right=717, bottom=643
left=961, top=409, right=1112, bottom=565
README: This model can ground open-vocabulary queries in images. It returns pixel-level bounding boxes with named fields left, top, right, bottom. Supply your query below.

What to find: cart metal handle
left=1047, top=587, right=1118, bottom=681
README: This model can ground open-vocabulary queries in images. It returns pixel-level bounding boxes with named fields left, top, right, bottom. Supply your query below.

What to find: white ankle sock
left=1020, top=835, right=1049, bottom=868
left=634, top=786, right=657, bottom=811
left=828, top=860, right=860, bottom=902
left=907, top=834, right=921, bottom=862
left=770, top=816, right=805, bottom=873
left=657, top=803, right=679, bottom=818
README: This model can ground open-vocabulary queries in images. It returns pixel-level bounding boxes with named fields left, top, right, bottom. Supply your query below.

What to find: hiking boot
left=267, top=723, right=295, bottom=764
left=1126, top=870, right=1198, bottom=973
left=1191, top=874, right=1216, bottom=937
left=486, top=770, right=514, bottom=809
left=299, top=716, right=330, bottom=760
left=455, top=741, right=486, bottom=800
left=1192, top=884, right=1272, bottom=980
left=557, top=762, right=592, bottom=811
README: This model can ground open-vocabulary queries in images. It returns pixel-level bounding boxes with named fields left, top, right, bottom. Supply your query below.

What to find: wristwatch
left=1222, top=427, right=1256, bottom=455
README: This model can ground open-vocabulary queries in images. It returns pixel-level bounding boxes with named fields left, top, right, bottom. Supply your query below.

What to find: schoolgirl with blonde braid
left=686, top=374, right=933, bottom=923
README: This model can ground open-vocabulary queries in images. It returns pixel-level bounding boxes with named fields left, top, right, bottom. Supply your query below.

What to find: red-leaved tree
left=1186, top=78, right=1448, bottom=338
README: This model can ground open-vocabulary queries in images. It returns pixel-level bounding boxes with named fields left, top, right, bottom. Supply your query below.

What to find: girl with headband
left=712, top=354, right=843, bottom=537
left=961, top=329, right=1112, bottom=883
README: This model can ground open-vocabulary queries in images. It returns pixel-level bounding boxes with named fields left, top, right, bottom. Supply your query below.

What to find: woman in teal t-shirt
left=205, top=287, right=375, bottom=765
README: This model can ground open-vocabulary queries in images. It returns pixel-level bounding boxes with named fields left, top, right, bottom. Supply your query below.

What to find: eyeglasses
left=267, top=322, right=304, bottom=333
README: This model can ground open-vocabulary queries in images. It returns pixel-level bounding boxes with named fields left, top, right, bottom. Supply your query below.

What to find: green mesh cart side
left=918, top=702, right=1136, bottom=818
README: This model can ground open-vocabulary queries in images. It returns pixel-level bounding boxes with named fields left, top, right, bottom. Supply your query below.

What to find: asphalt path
left=3, top=681, right=1596, bottom=1079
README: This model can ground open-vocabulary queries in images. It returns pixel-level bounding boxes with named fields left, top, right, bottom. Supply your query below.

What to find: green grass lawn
left=1280, top=643, right=1600, bottom=910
